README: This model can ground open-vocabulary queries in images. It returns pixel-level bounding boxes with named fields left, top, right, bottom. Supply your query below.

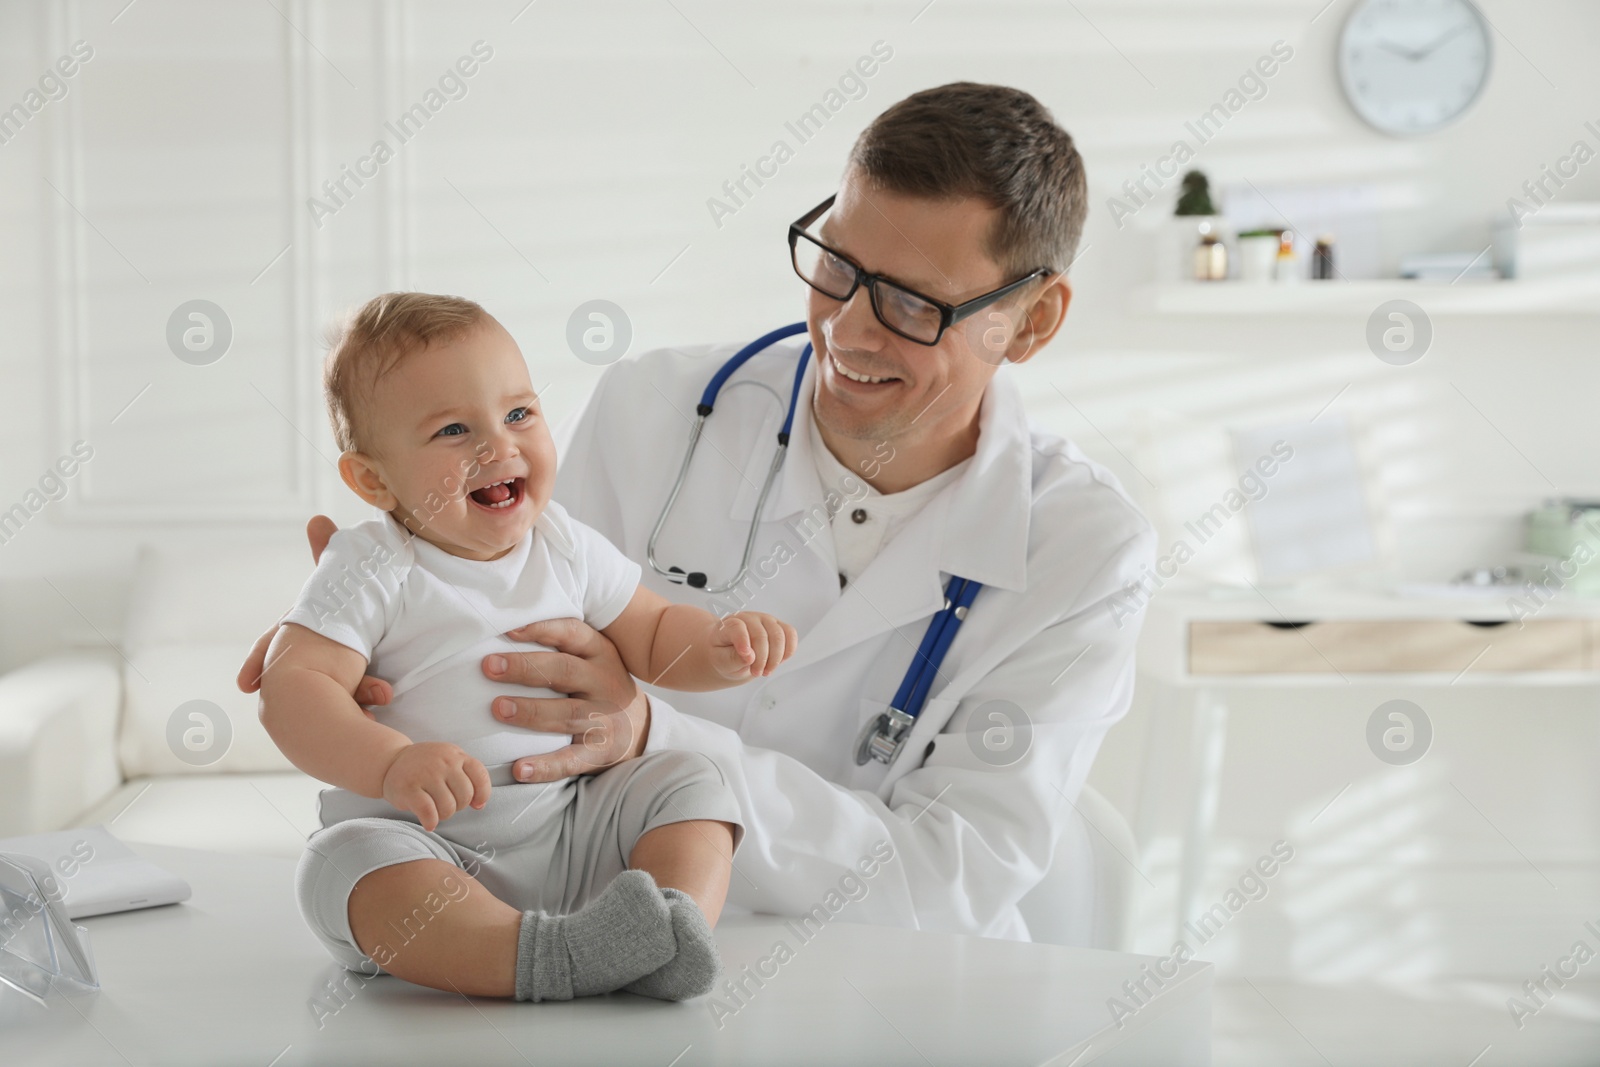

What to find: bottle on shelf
left=1194, top=221, right=1228, bottom=281
left=1274, top=230, right=1300, bottom=283
left=1312, top=235, right=1336, bottom=280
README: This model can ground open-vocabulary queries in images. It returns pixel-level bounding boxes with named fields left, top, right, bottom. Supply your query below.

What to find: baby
left=259, top=292, right=797, bottom=1003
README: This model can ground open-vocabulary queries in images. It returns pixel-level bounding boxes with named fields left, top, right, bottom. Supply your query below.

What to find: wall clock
left=1339, top=0, right=1493, bottom=135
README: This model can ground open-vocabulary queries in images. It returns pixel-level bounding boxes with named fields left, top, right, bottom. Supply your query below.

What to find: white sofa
left=1, top=542, right=329, bottom=857
left=0, top=542, right=1139, bottom=949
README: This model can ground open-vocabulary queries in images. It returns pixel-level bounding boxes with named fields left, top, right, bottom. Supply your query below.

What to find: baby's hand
left=711, top=612, right=799, bottom=680
left=381, top=742, right=492, bottom=832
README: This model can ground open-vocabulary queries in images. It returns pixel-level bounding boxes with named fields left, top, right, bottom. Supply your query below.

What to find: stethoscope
left=648, top=321, right=984, bottom=767
left=648, top=322, right=812, bottom=595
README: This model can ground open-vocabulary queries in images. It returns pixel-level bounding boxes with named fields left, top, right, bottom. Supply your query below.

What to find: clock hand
left=1374, top=40, right=1419, bottom=60
left=1413, top=23, right=1469, bottom=59
left=1371, top=24, right=1470, bottom=63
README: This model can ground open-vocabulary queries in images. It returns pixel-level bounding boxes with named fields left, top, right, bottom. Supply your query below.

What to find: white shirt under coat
left=807, top=399, right=971, bottom=589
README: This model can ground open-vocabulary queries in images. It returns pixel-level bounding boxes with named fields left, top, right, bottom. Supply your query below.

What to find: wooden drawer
left=1188, top=619, right=1591, bottom=675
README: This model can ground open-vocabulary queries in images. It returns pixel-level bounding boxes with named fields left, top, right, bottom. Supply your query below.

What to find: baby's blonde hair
left=324, top=291, right=490, bottom=453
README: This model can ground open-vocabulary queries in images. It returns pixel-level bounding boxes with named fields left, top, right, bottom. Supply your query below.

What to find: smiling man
left=243, top=81, right=1155, bottom=944
left=537, top=82, right=1156, bottom=940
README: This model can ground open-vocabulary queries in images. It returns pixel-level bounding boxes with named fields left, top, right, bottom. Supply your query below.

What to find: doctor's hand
left=711, top=611, right=799, bottom=680
left=483, top=617, right=650, bottom=784
left=235, top=515, right=392, bottom=713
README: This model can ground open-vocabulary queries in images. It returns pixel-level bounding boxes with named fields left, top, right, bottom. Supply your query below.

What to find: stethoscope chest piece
left=855, top=706, right=916, bottom=766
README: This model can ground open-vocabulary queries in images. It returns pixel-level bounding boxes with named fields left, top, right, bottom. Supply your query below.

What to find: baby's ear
left=338, top=451, right=397, bottom=510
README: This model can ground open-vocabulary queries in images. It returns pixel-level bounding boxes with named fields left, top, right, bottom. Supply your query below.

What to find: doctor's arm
left=636, top=563, right=1149, bottom=937
left=537, top=349, right=1147, bottom=932
left=486, top=570, right=1143, bottom=933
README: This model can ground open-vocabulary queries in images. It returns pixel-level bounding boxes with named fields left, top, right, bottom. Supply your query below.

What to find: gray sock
left=623, top=887, right=723, bottom=1001
left=514, top=869, right=677, bottom=1002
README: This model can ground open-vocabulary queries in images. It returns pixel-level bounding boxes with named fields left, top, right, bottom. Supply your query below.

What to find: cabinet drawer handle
left=1263, top=621, right=1315, bottom=630
left=1464, top=619, right=1510, bottom=628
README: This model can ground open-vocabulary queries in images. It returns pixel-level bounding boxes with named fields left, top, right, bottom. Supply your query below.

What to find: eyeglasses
left=788, top=194, right=1054, bottom=347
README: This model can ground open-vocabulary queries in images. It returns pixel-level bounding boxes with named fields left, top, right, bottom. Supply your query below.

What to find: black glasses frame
left=788, top=194, right=1055, bottom=347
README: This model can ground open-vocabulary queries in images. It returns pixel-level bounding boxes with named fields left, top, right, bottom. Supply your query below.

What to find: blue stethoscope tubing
left=646, top=320, right=982, bottom=766
left=698, top=321, right=814, bottom=431
left=899, top=576, right=984, bottom=725
left=856, top=574, right=984, bottom=766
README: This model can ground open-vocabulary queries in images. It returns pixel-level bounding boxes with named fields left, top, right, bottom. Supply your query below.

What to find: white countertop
left=0, top=843, right=1211, bottom=1066
left=1135, top=579, right=1600, bottom=686
left=1142, top=577, right=1600, bottom=622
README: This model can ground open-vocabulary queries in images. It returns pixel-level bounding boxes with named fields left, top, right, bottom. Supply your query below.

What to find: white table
left=0, top=844, right=1211, bottom=1066
left=1137, top=579, right=1600, bottom=942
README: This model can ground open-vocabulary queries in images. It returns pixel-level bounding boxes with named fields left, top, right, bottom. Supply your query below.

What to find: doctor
left=242, top=82, right=1154, bottom=942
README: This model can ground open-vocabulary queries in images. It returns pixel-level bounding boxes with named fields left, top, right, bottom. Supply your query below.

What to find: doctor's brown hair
left=848, top=82, right=1087, bottom=277
left=323, top=291, right=490, bottom=453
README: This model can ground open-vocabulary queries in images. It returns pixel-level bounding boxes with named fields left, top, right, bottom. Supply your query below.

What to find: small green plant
left=1174, top=171, right=1216, bottom=216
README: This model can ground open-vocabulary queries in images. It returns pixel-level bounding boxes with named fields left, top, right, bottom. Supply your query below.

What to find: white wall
left=3, top=0, right=1599, bottom=976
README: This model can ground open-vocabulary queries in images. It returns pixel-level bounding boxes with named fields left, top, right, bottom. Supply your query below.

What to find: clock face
left=1339, top=0, right=1493, bottom=135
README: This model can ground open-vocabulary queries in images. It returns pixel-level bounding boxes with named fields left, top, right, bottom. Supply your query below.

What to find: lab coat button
left=851, top=508, right=868, bottom=524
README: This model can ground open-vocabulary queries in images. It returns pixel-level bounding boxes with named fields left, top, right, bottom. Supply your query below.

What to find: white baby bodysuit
left=280, top=499, right=641, bottom=767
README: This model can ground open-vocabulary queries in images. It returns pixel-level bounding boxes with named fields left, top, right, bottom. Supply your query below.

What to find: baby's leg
left=347, top=858, right=519, bottom=997
left=627, top=818, right=736, bottom=925
left=620, top=819, right=735, bottom=1001
left=553, top=750, right=744, bottom=1000
left=345, top=857, right=675, bottom=1001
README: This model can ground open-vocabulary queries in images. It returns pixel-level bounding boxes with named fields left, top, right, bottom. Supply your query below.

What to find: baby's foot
left=515, top=869, right=676, bottom=1001
left=623, top=888, right=723, bottom=1001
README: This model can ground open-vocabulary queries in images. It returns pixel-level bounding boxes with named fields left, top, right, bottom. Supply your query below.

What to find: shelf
left=1134, top=278, right=1600, bottom=316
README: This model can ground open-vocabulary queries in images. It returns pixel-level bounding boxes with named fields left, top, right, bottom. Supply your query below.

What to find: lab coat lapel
left=729, top=351, right=1030, bottom=675
left=779, top=496, right=949, bottom=676
left=761, top=360, right=1035, bottom=676
left=931, top=369, right=1032, bottom=595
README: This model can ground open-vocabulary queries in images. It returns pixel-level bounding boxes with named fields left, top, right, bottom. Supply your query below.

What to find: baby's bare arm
left=602, top=586, right=797, bottom=691
left=258, top=623, right=411, bottom=797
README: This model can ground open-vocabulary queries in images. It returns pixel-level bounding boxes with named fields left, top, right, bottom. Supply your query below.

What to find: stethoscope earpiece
left=665, top=566, right=709, bottom=589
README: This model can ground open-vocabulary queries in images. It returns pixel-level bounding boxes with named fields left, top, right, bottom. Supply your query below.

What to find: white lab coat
left=552, top=336, right=1155, bottom=941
